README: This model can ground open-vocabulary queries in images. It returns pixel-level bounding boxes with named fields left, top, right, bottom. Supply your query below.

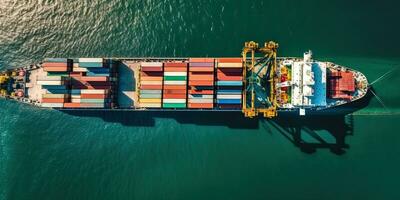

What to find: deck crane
left=242, top=41, right=278, bottom=118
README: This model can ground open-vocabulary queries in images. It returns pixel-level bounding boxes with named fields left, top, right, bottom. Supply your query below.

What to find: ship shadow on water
left=265, top=87, right=375, bottom=155
left=60, top=110, right=259, bottom=129
left=61, top=87, right=375, bottom=154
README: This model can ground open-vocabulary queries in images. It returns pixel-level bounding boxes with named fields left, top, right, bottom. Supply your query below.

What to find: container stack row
left=64, top=58, right=114, bottom=108
left=163, top=62, right=187, bottom=108
left=39, top=58, right=72, bottom=107
left=188, top=58, right=215, bottom=109
left=139, top=62, right=163, bottom=108
left=216, top=58, right=243, bottom=109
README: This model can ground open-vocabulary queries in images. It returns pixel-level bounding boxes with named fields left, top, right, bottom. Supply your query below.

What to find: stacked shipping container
left=63, top=58, right=114, bottom=108
left=163, top=62, right=187, bottom=108
left=216, top=58, right=243, bottom=109
left=188, top=58, right=215, bottom=109
left=39, top=58, right=72, bottom=107
left=139, top=62, right=163, bottom=108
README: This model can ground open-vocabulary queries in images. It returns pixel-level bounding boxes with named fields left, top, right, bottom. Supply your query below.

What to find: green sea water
left=1, top=0, right=400, bottom=199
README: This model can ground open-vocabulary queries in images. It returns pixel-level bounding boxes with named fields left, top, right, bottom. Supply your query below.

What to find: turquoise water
left=1, top=1, right=400, bottom=199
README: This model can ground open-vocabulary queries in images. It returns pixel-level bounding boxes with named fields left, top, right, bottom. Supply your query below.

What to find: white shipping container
left=140, top=62, right=163, bottom=67
left=79, top=58, right=104, bottom=63
left=37, top=80, right=63, bottom=85
left=41, top=103, right=64, bottom=108
left=71, top=99, right=81, bottom=103
left=218, top=63, right=243, bottom=68
left=73, top=67, right=88, bottom=72
left=80, top=89, right=106, bottom=94
left=73, top=63, right=79, bottom=68
left=71, top=95, right=81, bottom=98
left=38, top=76, right=63, bottom=81
left=163, top=81, right=186, bottom=85
left=163, top=99, right=186, bottom=103
left=217, top=95, right=242, bottom=99
left=188, top=98, right=214, bottom=103
left=139, top=103, right=162, bottom=108
left=42, top=94, right=66, bottom=98
left=164, top=72, right=187, bottom=76
left=189, top=95, right=213, bottom=99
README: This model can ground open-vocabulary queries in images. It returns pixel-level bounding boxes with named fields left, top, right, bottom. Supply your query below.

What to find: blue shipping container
left=79, top=62, right=104, bottom=68
left=216, top=99, right=242, bottom=104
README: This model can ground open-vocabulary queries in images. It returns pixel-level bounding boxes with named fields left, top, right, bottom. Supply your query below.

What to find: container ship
left=0, top=41, right=369, bottom=118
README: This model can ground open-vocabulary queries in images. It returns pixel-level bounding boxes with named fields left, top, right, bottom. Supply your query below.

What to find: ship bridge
left=290, top=52, right=327, bottom=107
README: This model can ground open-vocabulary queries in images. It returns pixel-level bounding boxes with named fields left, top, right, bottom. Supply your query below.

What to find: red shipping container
left=69, top=72, right=83, bottom=77
left=189, top=74, right=214, bottom=81
left=163, top=85, right=186, bottom=90
left=164, top=63, right=187, bottom=67
left=42, top=62, right=68, bottom=68
left=141, top=67, right=163, bottom=72
left=163, top=94, right=187, bottom=99
left=189, top=80, right=214, bottom=86
left=188, top=103, right=214, bottom=109
left=80, top=94, right=107, bottom=99
left=217, top=58, right=242, bottom=63
left=140, top=85, right=163, bottom=90
left=189, top=66, right=214, bottom=72
left=189, top=58, right=214, bottom=63
left=42, top=98, right=65, bottom=103
left=217, top=74, right=243, bottom=81
left=188, top=90, right=214, bottom=95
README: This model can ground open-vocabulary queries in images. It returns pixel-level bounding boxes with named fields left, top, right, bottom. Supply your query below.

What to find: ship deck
left=117, top=61, right=139, bottom=108
left=26, top=67, right=45, bottom=102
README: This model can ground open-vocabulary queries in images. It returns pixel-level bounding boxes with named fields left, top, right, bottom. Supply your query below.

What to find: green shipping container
left=163, top=76, right=187, bottom=81
left=139, top=94, right=162, bottom=99
left=162, top=103, right=187, bottom=108
left=47, top=72, right=70, bottom=77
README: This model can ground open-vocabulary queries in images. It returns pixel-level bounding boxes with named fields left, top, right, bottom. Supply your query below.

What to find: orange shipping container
left=43, top=67, right=68, bottom=72
left=42, top=98, right=66, bottom=103
left=76, top=76, right=109, bottom=82
left=63, top=103, right=81, bottom=108
left=163, top=89, right=187, bottom=94
left=188, top=90, right=214, bottom=95
left=189, top=80, right=214, bottom=86
left=164, top=63, right=187, bottom=67
left=164, top=67, right=188, bottom=72
left=189, top=58, right=214, bottom=63
left=189, top=66, right=214, bottom=72
left=163, top=85, right=186, bottom=90
left=140, top=85, right=163, bottom=90
left=188, top=103, right=214, bottom=109
left=141, top=76, right=163, bottom=81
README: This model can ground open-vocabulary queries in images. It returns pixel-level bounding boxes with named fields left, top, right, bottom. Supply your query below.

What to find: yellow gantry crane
left=242, top=41, right=278, bottom=118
